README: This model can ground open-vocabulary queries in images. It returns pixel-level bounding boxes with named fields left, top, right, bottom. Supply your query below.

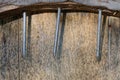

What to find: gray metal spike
left=96, top=9, right=102, bottom=61
left=23, top=12, right=26, bottom=57
left=53, top=8, right=61, bottom=57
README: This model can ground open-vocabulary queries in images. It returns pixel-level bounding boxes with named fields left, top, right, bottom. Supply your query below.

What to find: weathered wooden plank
left=73, top=0, right=120, bottom=10
left=0, top=0, right=66, bottom=6
left=0, top=12, right=120, bottom=80
left=0, top=0, right=120, bottom=10
left=0, top=16, right=20, bottom=80
left=0, top=1, right=120, bottom=19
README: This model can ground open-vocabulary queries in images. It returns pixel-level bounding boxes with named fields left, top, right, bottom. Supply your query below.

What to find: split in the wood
left=108, top=17, right=111, bottom=69
left=0, top=2, right=120, bottom=19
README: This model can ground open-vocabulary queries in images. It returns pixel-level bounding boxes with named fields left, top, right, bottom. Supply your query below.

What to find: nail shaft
left=96, top=9, right=102, bottom=61
left=53, top=8, right=61, bottom=57
left=23, top=12, right=26, bottom=57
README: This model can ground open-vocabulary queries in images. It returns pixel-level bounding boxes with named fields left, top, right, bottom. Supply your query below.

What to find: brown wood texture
left=0, top=1, right=120, bottom=18
left=0, top=12, right=120, bottom=80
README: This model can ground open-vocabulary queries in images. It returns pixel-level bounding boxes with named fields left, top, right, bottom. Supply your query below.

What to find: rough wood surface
left=0, top=0, right=120, bottom=10
left=0, top=0, right=120, bottom=18
left=74, top=0, right=120, bottom=10
left=0, top=12, right=120, bottom=80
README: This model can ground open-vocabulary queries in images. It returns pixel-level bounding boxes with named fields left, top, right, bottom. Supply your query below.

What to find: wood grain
left=0, top=12, right=120, bottom=80
left=0, top=1, right=120, bottom=18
